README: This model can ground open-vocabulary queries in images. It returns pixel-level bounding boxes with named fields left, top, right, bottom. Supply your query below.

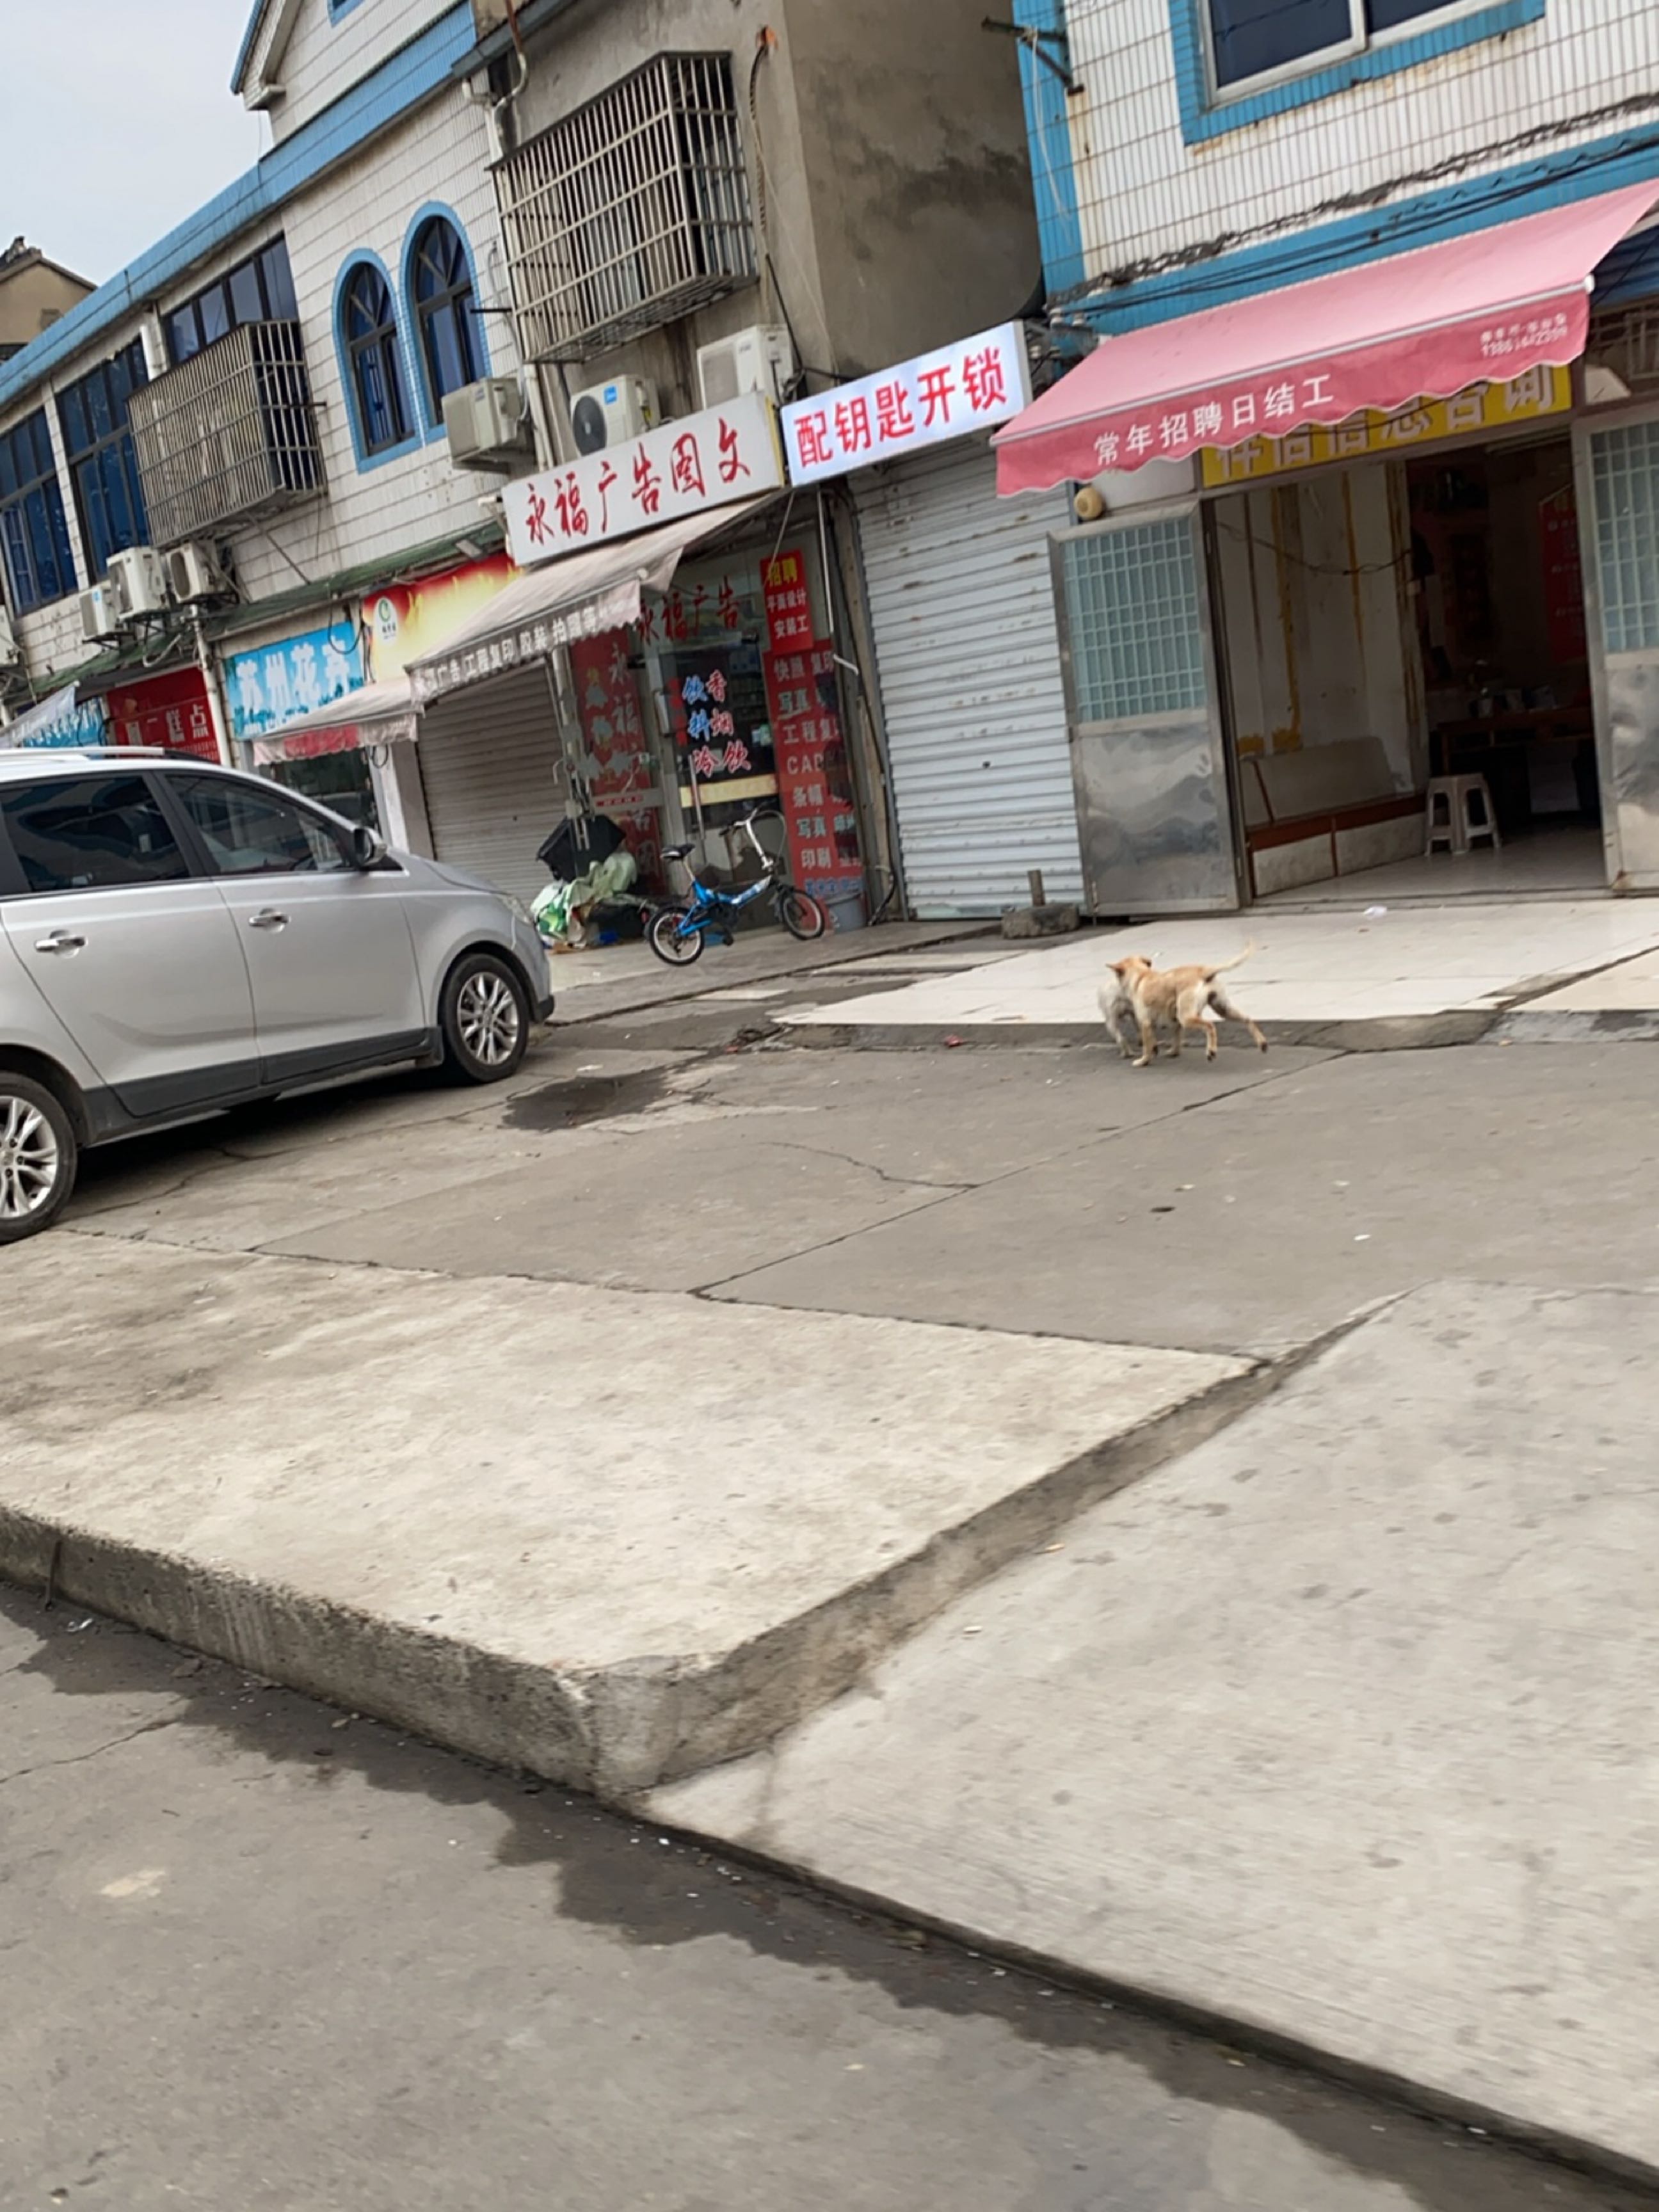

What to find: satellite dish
left=571, top=396, right=608, bottom=455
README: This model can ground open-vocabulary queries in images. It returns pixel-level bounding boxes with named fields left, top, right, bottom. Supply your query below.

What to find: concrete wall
left=257, top=0, right=467, bottom=141
left=1214, top=464, right=1420, bottom=787
left=502, top=0, right=1038, bottom=426
left=1061, top=0, right=1652, bottom=282
left=0, top=257, right=92, bottom=357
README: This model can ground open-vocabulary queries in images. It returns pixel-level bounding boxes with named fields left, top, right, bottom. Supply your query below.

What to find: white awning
left=406, top=496, right=774, bottom=705
left=250, top=678, right=421, bottom=764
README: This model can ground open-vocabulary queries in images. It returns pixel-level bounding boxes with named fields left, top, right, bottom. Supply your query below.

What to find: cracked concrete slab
left=652, top=1280, right=1659, bottom=2182
left=0, top=1235, right=1248, bottom=1797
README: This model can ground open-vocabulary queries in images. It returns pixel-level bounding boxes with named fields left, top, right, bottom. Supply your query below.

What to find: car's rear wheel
left=440, top=952, right=531, bottom=1084
left=0, top=1076, right=77, bottom=1242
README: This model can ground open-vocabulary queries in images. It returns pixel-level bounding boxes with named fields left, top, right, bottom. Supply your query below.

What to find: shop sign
left=365, top=552, right=517, bottom=682
left=410, top=580, right=643, bottom=705
left=764, top=624, right=861, bottom=899
left=1199, top=365, right=1571, bottom=487
left=502, top=392, right=785, bottom=570
left=781, top=322, right=1031, bottom=486
left=1539, top=485, right=1587, bottom=665
left=108, top=667, right=218, bottom=760
left=763, top=549, right=813, bottom=650
left=225, top=622, right=365, bottom=743
left=4, top=684, right=105, bottom=749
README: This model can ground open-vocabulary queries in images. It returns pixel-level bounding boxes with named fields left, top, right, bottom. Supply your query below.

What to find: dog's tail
left=1207, top=939, right=1259, bottom=978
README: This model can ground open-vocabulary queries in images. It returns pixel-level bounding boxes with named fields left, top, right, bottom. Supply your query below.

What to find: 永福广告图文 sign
left=780, top=323, right=1032, bottom=486
left=502, top=391, right=785, bottom=570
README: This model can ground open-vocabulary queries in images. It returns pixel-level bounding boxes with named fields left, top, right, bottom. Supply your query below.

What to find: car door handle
left=33, top=930, right=86, bottom=954
left=246, top=908, right=289, bottom=931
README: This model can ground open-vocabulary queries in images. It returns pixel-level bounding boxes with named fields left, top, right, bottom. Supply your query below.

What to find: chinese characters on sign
left=1539, top=485, right=1587, bottom=666
left=781, top=323, right=1032, bottom=486
left=502, top=391, right=785, bottom=570
left=762, top=561, right=861, bottom=897
left=8, top=685, right=106, bottom=749
left=1197, top=367, right=1573, bottom=488
left=109, top=668, right=218, bottom=761
left=570, top=630, right=664, bottom=888
left=225, top=623, right=365, bottom=742
left=764, top=550, right=814, bottom=650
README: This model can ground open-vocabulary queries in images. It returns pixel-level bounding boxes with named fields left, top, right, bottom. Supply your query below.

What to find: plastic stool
left=1425, top=774, right=1502, bottom=856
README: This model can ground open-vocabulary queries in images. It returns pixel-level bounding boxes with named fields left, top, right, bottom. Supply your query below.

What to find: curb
left=779, top=1010, right=1500, bottom=1054
left=0, top=1356, right=1272, bottom=1802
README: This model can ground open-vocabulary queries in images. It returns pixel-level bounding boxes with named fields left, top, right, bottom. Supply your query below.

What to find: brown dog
left=1107, top=945, right=1267, bottom=1066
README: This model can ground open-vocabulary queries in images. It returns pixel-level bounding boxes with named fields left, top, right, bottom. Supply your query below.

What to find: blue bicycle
left=646, top=806, right=827, bottom=966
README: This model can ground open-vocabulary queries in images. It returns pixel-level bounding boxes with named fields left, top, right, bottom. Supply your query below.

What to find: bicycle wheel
left=647, top=904, right=705, bottom=966
left=777, top=885, right=827, bottom=940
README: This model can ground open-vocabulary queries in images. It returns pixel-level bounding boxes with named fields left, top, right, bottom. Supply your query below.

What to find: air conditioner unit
left=444, top=376, right=533, bottom=469
left=696, top=325, right=794, bottom=410
left=79, top=580, right=127, bottom=645
left=166, top=541, right=232, bottom=605
left=568, top=376, right=658, bottom=455
left=109, top=545, right=169, bottom=618
left=0, top=605, right=18, bottom=668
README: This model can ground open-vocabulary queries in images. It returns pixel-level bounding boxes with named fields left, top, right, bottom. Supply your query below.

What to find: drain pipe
left=193, top=614, right=236, bottom=769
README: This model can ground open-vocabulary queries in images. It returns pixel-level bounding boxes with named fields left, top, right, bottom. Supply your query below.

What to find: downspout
left=193, top=614, right=237, bottom=769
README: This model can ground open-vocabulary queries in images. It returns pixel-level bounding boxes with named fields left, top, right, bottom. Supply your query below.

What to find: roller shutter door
left=856, top=439, right=1082, bottom=917
left=417, top=666, right=569, bottom=908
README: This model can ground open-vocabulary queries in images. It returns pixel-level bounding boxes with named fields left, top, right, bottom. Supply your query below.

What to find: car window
left=0, top=774, right=190, bottom=894
left=170, top=774, right=349, bottom=876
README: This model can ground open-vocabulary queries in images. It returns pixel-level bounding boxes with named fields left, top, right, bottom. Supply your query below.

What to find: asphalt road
left=1, top=1587, right=1644, bottom=2212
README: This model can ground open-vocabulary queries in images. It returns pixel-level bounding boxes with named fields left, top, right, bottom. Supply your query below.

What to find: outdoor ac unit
left=696, top=325, right=794, bottom=410
left=568, top=376, right=658, bottom=454
left=0, top=605, right=18, bottom=668
left=109, top=545, right=170, bottom=618
left=79, top=580, right=127, bottom=644
left=166, top=541, right=231, bottom=605
left=444, top=376, right=533, bottom=469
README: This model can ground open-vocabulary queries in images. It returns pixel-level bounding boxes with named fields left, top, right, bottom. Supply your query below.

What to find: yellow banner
left=1199, top=365, right=1572, bottom=488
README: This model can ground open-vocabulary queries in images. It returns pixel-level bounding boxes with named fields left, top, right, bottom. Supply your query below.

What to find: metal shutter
left=856, top=438, right=1082, bottom=917
left=417, top=666, right=570, bottom=908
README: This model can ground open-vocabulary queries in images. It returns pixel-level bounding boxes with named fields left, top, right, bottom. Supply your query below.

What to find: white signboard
left=780, top=322, right=1032, bottom=486
left=503, top=390, right=785, bottom=570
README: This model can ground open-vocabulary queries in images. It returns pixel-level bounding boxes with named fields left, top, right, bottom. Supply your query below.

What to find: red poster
left=569, top=629, right=664, bottom=889
left=762, top=638, right=862, bottom=901
left=107, top=667, right=218, bottom=760
left=1539, top=485, right=1587, bottom=666
left=764, top=550, right=813, bottom=650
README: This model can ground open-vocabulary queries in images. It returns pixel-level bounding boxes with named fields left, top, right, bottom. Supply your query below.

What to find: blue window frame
left=1174, top=0, right=1545, bottom=140
left=338, top=259, right=414, bottom=463
left=58, top=339, right=150, bottom=579
left=168, top=238, right=298, bottom=366
left=0, top=410, right=75, bottom=613
left=408, top=214, right=483, bottom=422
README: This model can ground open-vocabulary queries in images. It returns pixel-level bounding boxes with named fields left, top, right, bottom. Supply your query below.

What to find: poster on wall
left=225, top=622, right=365, bottom=744
left=763, top=638, right=861, bottom=904
left=1539, top=485, right=1587, bottom=667
left=671, top=650, right=774, bottom=808
left=569, top=630, right=664, bottom=889
left=5, top=684, right=105, bottom=749
left=364, top=553, right=517, bottom=682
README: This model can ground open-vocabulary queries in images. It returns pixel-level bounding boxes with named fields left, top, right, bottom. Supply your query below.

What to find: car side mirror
left=349, top=824, right=385, bottom=869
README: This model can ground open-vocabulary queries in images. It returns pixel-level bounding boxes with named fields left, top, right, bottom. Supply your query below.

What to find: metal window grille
left=1590, top=420, right=1659, bottom=657
left=495, top=52, right=755, bottom=364
left=127, top=321, right=324, bottom=549
left=1587, top=305, right=1659, bottom=398
left=1061, top=520, right=1207, bottom=723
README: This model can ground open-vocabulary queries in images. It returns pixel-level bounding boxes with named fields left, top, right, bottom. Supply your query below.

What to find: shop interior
left=1211, top=426, right=1606, bottom=905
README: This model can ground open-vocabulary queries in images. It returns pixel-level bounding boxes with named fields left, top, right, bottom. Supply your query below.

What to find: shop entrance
left=1206, top=418, right=1609, bottom=906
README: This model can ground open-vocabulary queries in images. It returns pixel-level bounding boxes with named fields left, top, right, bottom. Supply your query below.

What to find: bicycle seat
left=661, top=842, right=693, bottom=862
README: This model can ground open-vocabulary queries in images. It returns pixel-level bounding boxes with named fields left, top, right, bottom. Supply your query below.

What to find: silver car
left=0, top=747, right=553, bottom=1241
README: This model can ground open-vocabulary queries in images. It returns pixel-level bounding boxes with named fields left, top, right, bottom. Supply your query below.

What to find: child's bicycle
left=646, top=806, right=828, bottom=966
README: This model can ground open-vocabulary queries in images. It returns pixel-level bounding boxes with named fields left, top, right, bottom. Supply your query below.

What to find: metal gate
left=855, top=439, right=1082, bottom=917
left=1576, top=405, right=1659, bottom=889
left=1053, top=504, right=1241, bottom=915
left=417, top=664, right=570, bottom=908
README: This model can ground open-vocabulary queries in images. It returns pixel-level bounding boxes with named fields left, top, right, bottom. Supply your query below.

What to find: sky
left=0, top=1, right=267, bottom=286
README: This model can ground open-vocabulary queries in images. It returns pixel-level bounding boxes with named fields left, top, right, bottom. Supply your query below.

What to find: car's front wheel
left=439, top=952, right=531, bottom=1084
left=0, top=1075, right=77, bottom=1242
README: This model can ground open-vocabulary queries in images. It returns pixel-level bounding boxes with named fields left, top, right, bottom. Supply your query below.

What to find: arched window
left=410, top=216, right=481, bottom=414
left=341, top=262, right=410, bottom=456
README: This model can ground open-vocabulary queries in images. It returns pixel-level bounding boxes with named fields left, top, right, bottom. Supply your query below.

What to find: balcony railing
left=495, top=52, right=756, bottom=365
left=127, top=321, right=323, bottom=547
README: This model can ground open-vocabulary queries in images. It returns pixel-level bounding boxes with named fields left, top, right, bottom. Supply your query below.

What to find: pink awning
left=995, top=183, right=1659, bottom=493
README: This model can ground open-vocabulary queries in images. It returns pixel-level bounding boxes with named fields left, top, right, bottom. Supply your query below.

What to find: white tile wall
left=262, top=0, right=464, bottom=143
left=1065, top=0, right=1656, bottom=280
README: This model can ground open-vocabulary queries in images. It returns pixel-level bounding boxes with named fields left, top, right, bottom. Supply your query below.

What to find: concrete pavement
left=10, top=1594, right=1642, bottom=2212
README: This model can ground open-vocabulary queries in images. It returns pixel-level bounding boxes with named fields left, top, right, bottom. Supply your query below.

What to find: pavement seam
left=0, top=1710, right=184, bottom=1790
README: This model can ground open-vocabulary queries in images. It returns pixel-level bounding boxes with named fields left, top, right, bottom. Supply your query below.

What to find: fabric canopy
left=406, top=495, right=774, bottom=705
left=250, top=677, right=420, bottom=764
left=995, top=182, right=1659, bottom=493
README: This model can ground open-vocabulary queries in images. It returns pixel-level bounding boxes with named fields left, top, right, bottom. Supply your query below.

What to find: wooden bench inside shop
left=1239, top=737, right=1422, bottom=897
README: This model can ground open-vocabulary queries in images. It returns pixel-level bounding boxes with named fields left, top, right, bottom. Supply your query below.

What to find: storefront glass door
left=1054, top=507, right=1240, bottom=913
left=1578, top=409, right=1659, bottom=888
